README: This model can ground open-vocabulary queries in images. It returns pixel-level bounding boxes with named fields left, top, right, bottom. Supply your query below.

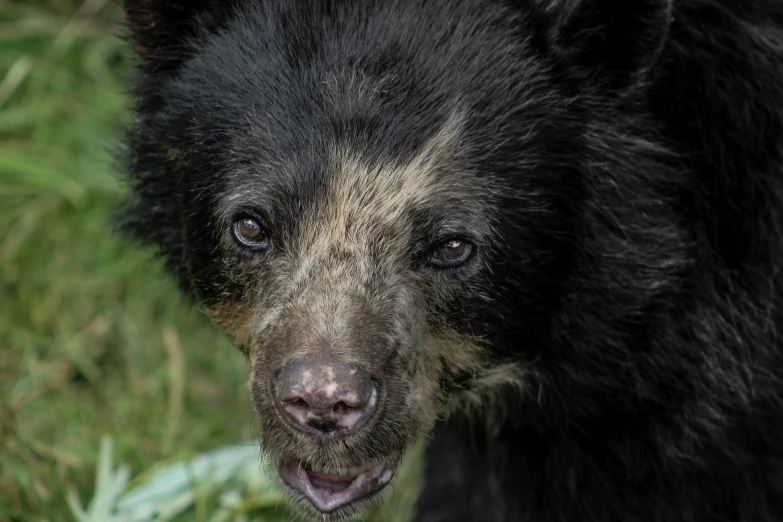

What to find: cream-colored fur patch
left=204, top=300, right=254, bottom=354
left=443, top=362, right=527, bottom=436
left=296, top=110, right=467, bottom=261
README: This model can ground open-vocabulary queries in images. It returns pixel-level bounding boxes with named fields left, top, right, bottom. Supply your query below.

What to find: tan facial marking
left=444, top=362, right=527, bottom=435
left=297, top=109, right=467, bottom=263
left=204, top=300, right=255, bottom=354
left=247, top=109, right=470, bottom=364
left=408, top=329, right=488, bottom=428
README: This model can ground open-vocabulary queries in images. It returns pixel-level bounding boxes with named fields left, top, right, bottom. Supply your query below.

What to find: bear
left=118, top=0, right=783, bottom=521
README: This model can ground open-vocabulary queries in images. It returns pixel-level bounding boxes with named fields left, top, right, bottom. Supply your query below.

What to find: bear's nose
left=274, top=357, right=378, bottom=435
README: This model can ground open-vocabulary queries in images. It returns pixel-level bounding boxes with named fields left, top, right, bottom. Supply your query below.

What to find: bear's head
left=120, top=0, right=681, bottom=518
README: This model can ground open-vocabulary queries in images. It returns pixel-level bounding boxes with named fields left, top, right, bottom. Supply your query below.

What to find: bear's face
left=203, top=111, right=495, bottom=517
left=121, top=0, right=674, bottom=518
left=132, top=4, right=555, bottom=517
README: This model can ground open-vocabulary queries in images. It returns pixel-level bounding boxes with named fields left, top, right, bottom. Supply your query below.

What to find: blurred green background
left=0, top=1, right=263, bottom=519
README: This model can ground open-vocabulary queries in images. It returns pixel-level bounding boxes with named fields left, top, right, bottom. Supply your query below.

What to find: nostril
left=333, top=401, right=359, bottom=415
left=286, top=397, right=308, bottom=409
left=279, top=396, right=311, bottom=428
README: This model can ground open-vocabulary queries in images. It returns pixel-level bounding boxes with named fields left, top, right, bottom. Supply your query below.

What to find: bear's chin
left=276, top=456, right=400, bottom=517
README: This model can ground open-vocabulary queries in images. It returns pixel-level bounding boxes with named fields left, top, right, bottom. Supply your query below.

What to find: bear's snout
left=273, top=356, right=378, bottom=436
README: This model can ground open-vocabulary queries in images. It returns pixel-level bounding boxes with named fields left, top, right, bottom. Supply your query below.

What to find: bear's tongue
left=308, top=470, right=354, bottom=493
left=277, top=460, right=395, bottom=513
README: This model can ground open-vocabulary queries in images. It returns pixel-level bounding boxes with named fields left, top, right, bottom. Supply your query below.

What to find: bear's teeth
left=312, top=462, right=377, bottom=476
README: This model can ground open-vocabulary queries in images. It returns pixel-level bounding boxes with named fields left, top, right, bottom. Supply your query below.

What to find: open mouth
left=276, top=458, right=397, bottom=513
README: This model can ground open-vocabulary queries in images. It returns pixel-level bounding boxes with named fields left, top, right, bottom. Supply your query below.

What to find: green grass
left=0, top=1, right=275, bottom=519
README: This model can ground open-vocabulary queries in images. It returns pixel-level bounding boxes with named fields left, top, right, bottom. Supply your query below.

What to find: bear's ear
left=533, top=0, right=674, bottom=91
left=121, top=0, right=235, bottom=59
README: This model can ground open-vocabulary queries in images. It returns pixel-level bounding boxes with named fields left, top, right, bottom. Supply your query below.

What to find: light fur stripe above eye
left=294, top=109, right=468, bottom=264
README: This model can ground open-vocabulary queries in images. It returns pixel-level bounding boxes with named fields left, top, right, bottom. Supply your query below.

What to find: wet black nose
left=274, top=357, right=377, bottom=435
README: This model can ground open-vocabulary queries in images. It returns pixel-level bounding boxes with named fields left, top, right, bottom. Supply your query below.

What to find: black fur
left=120, top=0, right=783, bottom=521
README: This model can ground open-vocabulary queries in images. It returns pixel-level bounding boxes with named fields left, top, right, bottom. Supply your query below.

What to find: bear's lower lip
left=276, top=459, right=397, bottom=513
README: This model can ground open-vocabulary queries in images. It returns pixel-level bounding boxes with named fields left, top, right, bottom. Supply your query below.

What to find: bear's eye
left=232, top=216, right=269, bottom=250
left=428, top=238, right=473, bottom=268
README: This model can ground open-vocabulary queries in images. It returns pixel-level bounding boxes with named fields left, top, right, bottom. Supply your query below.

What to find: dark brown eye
left=232, top=216, right=269, bottom=250
left=428, top=238, right=473, bottom=268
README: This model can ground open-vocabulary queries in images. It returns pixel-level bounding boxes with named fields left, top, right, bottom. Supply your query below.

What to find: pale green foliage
left=66, top=437, right=288, bottom=522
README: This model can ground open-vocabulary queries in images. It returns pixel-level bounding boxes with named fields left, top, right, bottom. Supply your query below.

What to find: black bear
left=119, top=0, right=783, bottom=520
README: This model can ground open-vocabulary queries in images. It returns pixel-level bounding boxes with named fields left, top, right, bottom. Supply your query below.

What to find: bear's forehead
left=168, top=0, right=546, bottom=177
left=294, top=111, right=475, bottom=252
left=215, top=109, right=495, bottom=258
left=166, top=0, right=549, bottom=256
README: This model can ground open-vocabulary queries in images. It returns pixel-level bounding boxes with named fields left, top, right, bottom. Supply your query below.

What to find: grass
left=0, top=1, right=286, bottom=520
